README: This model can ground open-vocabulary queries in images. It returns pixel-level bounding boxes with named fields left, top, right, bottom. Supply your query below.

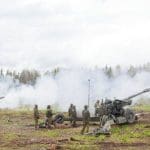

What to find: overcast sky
left=0, top=0, right=150, bottom=70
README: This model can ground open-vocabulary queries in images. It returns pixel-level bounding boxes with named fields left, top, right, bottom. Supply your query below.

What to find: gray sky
left=0, top=0, right=150, bottom=69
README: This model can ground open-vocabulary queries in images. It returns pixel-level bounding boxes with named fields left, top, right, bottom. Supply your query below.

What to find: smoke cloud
left=0, top=68, right=150, bottom=111
left=0, top=0, right=150, bottom=111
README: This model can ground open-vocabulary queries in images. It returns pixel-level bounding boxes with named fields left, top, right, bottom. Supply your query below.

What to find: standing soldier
left=34, top=104, right=39, bottom=129
left=68, top=104, right=73, bottom=124
left=45, top=105, right=53, bottom=129
left=94, top=100, right=100, bottom=117
left=81, top=105, right=90, bottom=134
left=99, top=99, right=105, bottom=127
left=72, top=105, right=77, bottom=127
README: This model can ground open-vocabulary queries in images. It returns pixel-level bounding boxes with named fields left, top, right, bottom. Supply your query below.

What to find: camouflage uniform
left=72, top=106, right=77, bottom=127
left=46, top=105, right=53, bottom=129
left=99, top=102, right=106, bottom=127
left=94, top=100, right=100, bottom=117
left=68, top=104, right=74, bottom=124
left=34, top=105, right=39, bottom=129
left=81, top=105, right=90, bottom=134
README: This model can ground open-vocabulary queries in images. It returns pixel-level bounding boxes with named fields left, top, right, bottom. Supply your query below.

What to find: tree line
left=1, top=63, right=150, bottom=85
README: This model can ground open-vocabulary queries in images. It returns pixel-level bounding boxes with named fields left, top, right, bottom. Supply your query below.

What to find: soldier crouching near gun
left=94, top=100, right=100, bottom=117
left=81, top=105, right=90, bottom=135
left=45, top=105, right=53, bottom=129
left=34, top=104, right=39, bottom=130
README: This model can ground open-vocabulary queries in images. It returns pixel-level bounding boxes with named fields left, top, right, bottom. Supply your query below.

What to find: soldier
left=99, top=99, right=106, bottom=127
left=68, top=104, right=74, bottom=124
left=33, top=104, right=39, bottom=129
left=72, top=105, right=77, bottom=127
left=81, top=105, right=90, bottom=134
left=94, top=100, right=100, bottom=117
left=45, top=105, right=53, bottom=129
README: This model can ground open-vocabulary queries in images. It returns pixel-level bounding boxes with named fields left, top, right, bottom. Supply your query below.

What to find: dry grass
left=0, top=106, right=150, bottom=150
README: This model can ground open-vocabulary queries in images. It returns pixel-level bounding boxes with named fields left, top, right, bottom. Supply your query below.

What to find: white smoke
left=0, top=0, right=150, bottom=112
left=0, top=68, right=150, bottom=111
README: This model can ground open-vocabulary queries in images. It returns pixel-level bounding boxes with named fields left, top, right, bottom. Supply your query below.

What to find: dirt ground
left=0, top=108, right=150, bottom=150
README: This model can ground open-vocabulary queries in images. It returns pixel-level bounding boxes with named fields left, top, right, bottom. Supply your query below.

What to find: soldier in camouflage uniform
left=45, top=105, right=53, bottom=129
left=72, top=105, right=77, bottom=127
left=94, top=100, right=100, bottom=117
left=34, top=104, right=39, bottom=129
left=81, top=105, right=90, bottom=134
left=99, top=99, right=106, bottom=127
left=68, top=104, right=74, bottom=124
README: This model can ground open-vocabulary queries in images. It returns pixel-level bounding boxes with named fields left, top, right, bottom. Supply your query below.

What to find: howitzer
left=102, top=88, right=150, bottom=124
left=54, top=88, right=150, bottom=125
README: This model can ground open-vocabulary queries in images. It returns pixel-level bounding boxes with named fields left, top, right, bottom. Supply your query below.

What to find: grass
left=132, top=104, right=150, bottom=112
left=111, top=123, right=150, bottom=143
left=64, top=144, right=100, bottom=150
left=142, top=130, right=150, bottom=137
left=33, top=129, right=61, bottom=138
left=0, top=105, right=150, bottom=150
left=3, top=133, right=19, bottom=141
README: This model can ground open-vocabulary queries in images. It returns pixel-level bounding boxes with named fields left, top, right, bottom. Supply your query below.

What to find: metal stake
left=88, top=79, right=91, bottom=108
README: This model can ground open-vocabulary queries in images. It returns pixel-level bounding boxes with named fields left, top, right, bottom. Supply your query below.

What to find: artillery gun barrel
left=122, top=88, right=150, bottom=101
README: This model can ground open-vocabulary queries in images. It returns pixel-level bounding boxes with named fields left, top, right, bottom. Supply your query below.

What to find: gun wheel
left=53, top=114, right=64, bottom=124
left=124, top=109, right=135, bottom=124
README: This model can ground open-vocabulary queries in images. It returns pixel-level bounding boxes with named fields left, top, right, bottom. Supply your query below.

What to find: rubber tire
left=53, top=114, right=65, bottom=124
left=124, top=109, right=135, bottom=124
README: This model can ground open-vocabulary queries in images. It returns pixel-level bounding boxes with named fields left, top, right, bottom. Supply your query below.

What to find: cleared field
left=0, top=106, right=150, bottom=150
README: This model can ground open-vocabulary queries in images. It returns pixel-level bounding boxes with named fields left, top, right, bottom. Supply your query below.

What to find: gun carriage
left=54, top=88, right=150, bottom=125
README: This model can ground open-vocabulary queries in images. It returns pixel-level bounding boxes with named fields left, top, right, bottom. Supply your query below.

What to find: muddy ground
left=0, top=108, right=150, bottom=150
